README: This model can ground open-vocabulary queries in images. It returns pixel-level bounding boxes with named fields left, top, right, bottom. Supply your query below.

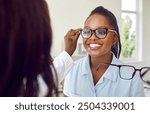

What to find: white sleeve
left=53, top=51, right=74, bottom=83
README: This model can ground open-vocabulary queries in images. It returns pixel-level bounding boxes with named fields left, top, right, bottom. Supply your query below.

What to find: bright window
left=121, top=0, right=142, bottom=62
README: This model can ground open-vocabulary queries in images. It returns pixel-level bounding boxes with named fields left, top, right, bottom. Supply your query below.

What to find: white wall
left=46, top=0, right=121, bottom=57
left=131, top=0, right=150, bottom=67
left=46, top=0, right=150, bottom=67
left=142, top=0, right=150, bottom=66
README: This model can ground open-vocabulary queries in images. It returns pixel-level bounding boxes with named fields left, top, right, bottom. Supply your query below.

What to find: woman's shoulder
left=111, top=53, right=124, bottom=65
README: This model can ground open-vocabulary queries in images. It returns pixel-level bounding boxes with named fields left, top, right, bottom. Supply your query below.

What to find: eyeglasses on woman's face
left=80, top=28, right=117, bottom=39
left=96, top=63, right=150, bottom=81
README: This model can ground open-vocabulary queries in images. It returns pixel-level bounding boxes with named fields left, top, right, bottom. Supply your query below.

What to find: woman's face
left=83, top=14, right=118, bottom=57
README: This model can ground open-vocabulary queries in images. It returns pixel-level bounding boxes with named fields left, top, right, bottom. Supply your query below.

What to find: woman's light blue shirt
left=63, top=54, right=145, bottom=97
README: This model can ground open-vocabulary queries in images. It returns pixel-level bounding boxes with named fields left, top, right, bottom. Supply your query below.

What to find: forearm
left=53, top=51, right=74, bottom=83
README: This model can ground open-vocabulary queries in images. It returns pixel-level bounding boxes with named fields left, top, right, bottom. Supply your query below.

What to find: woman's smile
left=88, top=43, right=102, bottom=50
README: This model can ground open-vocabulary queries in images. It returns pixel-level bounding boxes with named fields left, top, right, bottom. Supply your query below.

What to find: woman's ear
left=113, top=34, right=118, bottom=46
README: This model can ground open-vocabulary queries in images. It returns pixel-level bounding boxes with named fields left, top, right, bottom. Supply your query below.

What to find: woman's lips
left=88, top=43, right=102, bottom=50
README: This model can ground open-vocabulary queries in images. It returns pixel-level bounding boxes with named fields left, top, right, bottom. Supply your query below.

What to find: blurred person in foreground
left=0, top=0, right=79, bottom=97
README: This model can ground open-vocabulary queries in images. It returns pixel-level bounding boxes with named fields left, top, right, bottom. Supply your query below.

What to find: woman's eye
left=97, top=29, right=107, bottom=35
left=83, top=29, right=91, bottom=34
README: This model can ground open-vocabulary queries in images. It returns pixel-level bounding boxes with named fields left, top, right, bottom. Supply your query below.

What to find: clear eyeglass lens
left=119, top=66, right=135, bottom=79
left=81, top=28, right=91, bottom=38
left=96, top=28, right=107, bottom=38
left=141, top=68, right=150, bottom=82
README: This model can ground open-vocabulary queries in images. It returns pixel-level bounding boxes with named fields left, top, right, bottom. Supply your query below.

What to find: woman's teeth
left=89, top=44, right=101, bottom=48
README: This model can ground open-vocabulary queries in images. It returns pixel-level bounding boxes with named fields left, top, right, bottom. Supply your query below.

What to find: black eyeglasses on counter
left=96, top=63, right=150, bottom=83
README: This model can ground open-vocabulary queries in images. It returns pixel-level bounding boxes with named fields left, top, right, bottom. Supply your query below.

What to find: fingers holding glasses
left=65, top=28, right=81, bottom=40
left=64, top=28, right=81, bottom=56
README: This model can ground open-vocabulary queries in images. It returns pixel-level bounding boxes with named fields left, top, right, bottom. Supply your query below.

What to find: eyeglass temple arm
left=141, top=68, right=150, bottom=78
left=108, top=29, right=118, bottom=36
left=96, top=63, right=118, bottom=71
left=96, top=63, right=109, bottom=71
left=96, top=64, right=102, bottom=71
left=141, top=68, right=150, bottom=85
left=96, top=63, right=108, bottom=71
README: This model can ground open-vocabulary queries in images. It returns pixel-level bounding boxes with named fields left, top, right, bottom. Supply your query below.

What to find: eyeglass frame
left=96, top=62, right=150, bottom=81
left=80, top=27, right=118, bottom=39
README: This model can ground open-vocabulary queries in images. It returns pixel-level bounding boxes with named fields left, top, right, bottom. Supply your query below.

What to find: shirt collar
left=81, top=53, right=121, bottom=82
left=100, top=53, right=120, bottom=82
left=81, top=55, right=91, bottom=76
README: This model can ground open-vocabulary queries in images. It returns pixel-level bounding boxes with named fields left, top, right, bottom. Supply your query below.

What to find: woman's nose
left=89, top=32, right=99, bottom=40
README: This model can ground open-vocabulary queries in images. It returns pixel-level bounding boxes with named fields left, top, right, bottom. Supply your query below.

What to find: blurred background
left=46, top=0, right=150, bottom=67
left=46, top=0, right=150, bottom=96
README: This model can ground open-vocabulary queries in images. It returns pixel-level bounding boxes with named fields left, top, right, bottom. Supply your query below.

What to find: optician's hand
left=64, top=28, right=81, bottom=56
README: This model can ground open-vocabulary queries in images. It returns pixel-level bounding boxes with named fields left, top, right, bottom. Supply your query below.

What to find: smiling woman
left=46, top=0, right=150, bottom=97
left=62, top=6, right=145, bottom=97
left=46, top=0, right=121, bottom=57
